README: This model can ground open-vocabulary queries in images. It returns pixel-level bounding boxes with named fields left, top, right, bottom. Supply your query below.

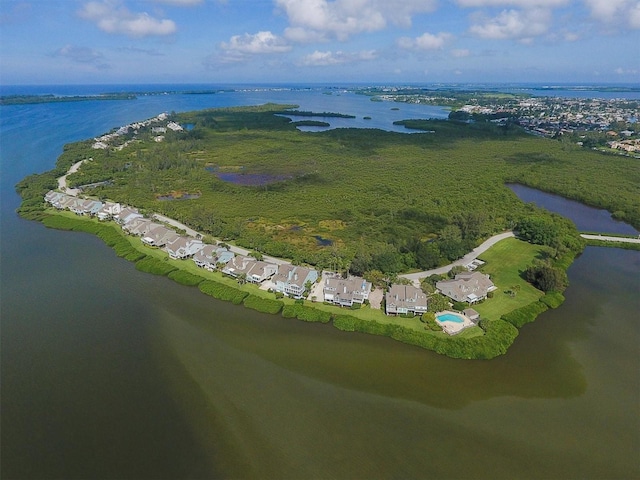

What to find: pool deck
left=436, top=310, right=475, bottom=335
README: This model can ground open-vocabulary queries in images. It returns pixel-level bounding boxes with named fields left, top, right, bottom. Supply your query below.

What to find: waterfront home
left=222, top=255, right=277, bottom=283
left=385, top=284, right=428, bottom=316
left=272, top=265, right=318, bottom=299
left=45, top=190, right=66, bottom=208
left=115, top=207, right=143, bottom=225
left=142, top=225, right=179, bottom=247
left=436, top=272, right=497, bottom=304
left=166, top=236, right=205, bottom=260
left=323, top=275, right=372, bottom=307
left=80, top=199, right=103, bottom=216
left=193, top=245, right=235, bottom=271
left=96, top=202, right=123, bottom=221
left=122, top=217, right=155, bottom=236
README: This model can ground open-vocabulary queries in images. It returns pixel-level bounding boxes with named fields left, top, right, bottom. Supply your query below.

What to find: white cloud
left=452, top=48, right=471, bottom=57
left=584, top=0, right=640, bottom=29
left=563, top=32, right=580, bottom=41
left=398, top=32, right=452, bottom=50
left=277, top=0, right=438, bottom=42
left=456, top=0, right=568, bottom=6
left=615, top=67, right=639, bottom=75
left=152, top=0, right=203, bottom=5
left=212, top=31, right=291, bottom=65
left=220, top=31, right=291, bottom=54
left=299, top=49, right=377, bottom=66
left=79, top=1, right=176, bottom=37
left=469, top=8, right=551, bottom=40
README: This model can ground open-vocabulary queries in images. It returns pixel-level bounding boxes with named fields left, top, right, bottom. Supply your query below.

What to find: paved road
left=581, top=234, right=640, bottom=244
left=152, top=213, right=291, bottom=265
left=57, top=160, right=85, bottom=196
left=399, top=231, right=515, bottom=287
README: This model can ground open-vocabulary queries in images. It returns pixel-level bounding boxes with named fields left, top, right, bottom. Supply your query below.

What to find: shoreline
left=30, top=206, right=555, bottom=359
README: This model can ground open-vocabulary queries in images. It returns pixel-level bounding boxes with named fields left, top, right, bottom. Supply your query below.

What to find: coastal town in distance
left=359, top=86, right=640, bottom=156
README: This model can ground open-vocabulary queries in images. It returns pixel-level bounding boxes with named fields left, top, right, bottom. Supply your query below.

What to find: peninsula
left=16, top=104, right=639, bottom=358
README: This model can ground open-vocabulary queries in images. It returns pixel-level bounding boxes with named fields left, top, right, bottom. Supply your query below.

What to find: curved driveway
left=399, top=231, right=515, bottom=286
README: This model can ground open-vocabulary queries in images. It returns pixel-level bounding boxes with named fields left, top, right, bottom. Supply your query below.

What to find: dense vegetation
left=13, top=104, right=639, bottom=359
left=44, top=104, right=637, bottom=277
left=0, top=93, right=136, bottom=105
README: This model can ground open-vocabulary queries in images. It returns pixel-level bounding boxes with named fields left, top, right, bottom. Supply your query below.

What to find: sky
left=1, top=0, right=639, bottom=85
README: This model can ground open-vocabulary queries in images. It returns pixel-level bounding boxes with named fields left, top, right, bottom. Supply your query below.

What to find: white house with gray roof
left=116, top=207, right=143, bottom=225
left=193, top=245, right=235, bottom=271
left=436, top=272, right=497, bottom=304
left=142, top=225, right=179, bottom=247
left=273, top=265, right=318, bottom=299
left=323, top=275, right=371, bottom=307
left=166, top=236, right=204, bottom=260
left=123, top=217, right=154, bottom=236
left=385, top=284, right=428, bottom=315
left=222, top=255, right=277, bottom=283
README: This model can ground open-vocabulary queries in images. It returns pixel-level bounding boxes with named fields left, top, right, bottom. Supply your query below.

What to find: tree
left=524, top=264, right=567, bottom=292
left=448, top=265, right=466, bottom=279
left=428, top=293, right=450, bottom=313
left=249, top=250, right=263, bottom=261
left=416, top=241, right=441, bottom=270
left=364, top=269, right=386, bottom=288
left=236, top=272, right=248, bottom=285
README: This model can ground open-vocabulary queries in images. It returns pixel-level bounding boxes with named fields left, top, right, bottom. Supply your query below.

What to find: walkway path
left=152, top=213, right=291, bottom=266
left=580, top=234, right=640, bottom=244
left=399, top=231, right=515, bottom=287
left=57, top=160, right=85, bottom=197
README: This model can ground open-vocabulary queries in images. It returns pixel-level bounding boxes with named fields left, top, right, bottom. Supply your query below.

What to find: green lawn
left=473, top=237, right=548, bottom=320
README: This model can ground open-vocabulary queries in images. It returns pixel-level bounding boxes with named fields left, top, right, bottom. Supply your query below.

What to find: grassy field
left=473, top=237, right=547, bottom=320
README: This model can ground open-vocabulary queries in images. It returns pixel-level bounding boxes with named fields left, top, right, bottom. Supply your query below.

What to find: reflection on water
left=508, top=183, right=639, bottom=235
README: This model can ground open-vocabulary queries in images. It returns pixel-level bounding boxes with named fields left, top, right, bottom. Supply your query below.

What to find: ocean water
left=1, top=85, right=638, bottom=479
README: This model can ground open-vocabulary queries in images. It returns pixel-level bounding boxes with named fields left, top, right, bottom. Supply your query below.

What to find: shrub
left=452, top=301, right=467, bottom=311
left=198, top=280, right=248, bottom=305
left=135, top=257, right=177, bottom=276
left=282, top=304, right=332, bottom=323
left=243, top=294, right=284, bottom=314
left=540, top=291, right=565, bottom=309
left=168, top=270, right=206, bottom=286
left=501, top=301, right=549, bottom=328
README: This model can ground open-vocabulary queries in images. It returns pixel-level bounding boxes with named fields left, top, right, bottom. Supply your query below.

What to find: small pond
left=214, top=172, right=291, bottom=186
left=314, top=235, right=333, bottom=246
left=156, top=193, right=201, bottom=201
left=508, top=183, right=639, bottom=235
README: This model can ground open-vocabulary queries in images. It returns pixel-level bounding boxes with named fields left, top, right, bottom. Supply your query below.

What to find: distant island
left=0, top=93, right=137, bottom=105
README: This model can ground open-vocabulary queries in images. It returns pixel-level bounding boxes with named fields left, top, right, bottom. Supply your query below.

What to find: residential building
left=222, top=255, right=277, bottom=283
left=436, top=272, right=497, bottom=304
left=273, top=265, right=318, bottom=299
left=193, top=245, right=234, bottom=271
left=142, top=225, right=179, bottom=247
left=323, top=275, right=371, bottom=307
left=115, top=207, right=143, bottom=225
left=385, top=284, right=428, bottom=315
left=122, top=218, right=154, bottom=236
left=97, top=202, right=123, bottom=221
left=166, top=236, right=204, bottom=260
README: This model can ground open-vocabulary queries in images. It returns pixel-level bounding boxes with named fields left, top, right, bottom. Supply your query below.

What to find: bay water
left=1, top=86, right=638, bottom=479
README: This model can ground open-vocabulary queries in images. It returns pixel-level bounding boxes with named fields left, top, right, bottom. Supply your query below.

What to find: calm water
left=508, top=183, right=640, bottom=235
left=1, top=86, right=639, bottom=479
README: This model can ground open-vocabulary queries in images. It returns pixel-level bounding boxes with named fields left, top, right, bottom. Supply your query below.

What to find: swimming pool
left=436, top=313, right=464, bottom=324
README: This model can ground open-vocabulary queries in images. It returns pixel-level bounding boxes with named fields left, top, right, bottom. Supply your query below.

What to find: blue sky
left=1, top=0, right=639, bottom=85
